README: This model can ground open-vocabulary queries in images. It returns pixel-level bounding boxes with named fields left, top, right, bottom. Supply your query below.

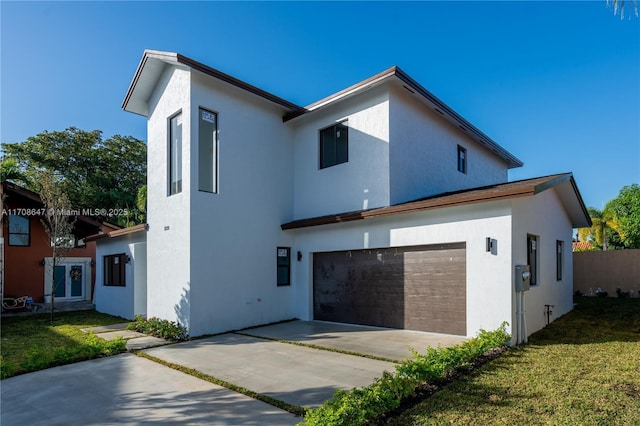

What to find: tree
left=578, top=207, right=622, bottom=251
left=605, top=184, right=640, bottom=248
left=607, top=0, right=639, bottom=19
left=579, top=184, right=640, bottom=250
left=2, top=128, right=146, bottom=226
left=38, top=171, right=76, bottom=321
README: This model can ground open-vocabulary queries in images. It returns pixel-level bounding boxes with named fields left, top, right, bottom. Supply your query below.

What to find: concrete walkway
left=81, top=322, right=170, bottom=350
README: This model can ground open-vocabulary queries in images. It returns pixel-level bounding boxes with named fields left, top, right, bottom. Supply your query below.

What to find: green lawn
left=385, top=297, right=640, bottom=425
left=1, top=310, right=128, bottom=379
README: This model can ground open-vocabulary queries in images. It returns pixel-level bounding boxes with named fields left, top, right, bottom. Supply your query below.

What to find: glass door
left=52, top=264, right=84, bottom=299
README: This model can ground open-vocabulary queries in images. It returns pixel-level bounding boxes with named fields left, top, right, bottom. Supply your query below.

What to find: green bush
left=128, top=315, right=188, bottom=341
left=301, top=322, right=510, bottom=426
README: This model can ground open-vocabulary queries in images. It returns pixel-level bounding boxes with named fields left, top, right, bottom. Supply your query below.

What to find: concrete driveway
left=0, top=353, right=299, bottom=426
left=143, top=320, right=465, bottom=408
left=1, top=320, right=465, bottom=425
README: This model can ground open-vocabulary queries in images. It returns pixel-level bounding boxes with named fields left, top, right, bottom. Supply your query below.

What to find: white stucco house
left=88, top=224, right=147, bottom=320
left=110, top=49, right=590, bottom=342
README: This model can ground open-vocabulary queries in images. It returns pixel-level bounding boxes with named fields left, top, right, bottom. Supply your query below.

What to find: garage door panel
left=313, top=243, right=466, bottom=335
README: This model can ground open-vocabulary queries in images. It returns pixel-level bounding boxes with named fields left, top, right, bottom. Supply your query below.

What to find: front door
left=52, top=264, right=85, bottom=300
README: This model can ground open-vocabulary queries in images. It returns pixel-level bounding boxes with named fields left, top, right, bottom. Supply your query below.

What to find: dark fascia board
left=2, top=181, right=103, bottom=229
left=392, top=68, right=523, bottom=169
left=283, top=66, right=400, bottom=122
left=281, top=173, right=589, bottom=230
left=283, top=66, right=523, bottom=169
left=84, top=223, right=148, bottom=242
left=122, top=50, right=301, bottom=115
left=534, top=173, right=591, bottom=228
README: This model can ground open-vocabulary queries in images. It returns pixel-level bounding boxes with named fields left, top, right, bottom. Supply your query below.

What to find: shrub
left=301, top=322, right=510, bottom=426
left=128, top=315, right=188, bottom=341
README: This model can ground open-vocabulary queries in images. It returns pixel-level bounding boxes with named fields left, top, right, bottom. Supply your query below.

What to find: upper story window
left=168, top=112, right=183, bottom=195
left=320, top=122, right=348, bottom=169
left=457, top=145, right=467, bottom=174
left=8, top=215, right=30, bottom=246
left=199, top=108, right=218, bottom=193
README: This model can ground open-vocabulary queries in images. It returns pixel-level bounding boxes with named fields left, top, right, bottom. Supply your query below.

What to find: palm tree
left=607, top=0, right=639, bottom=19
left=578, top=207, right=622, bottom=251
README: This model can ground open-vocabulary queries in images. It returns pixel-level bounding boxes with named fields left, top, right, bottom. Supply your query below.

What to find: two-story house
left=118, top=50, right=590, bottom=342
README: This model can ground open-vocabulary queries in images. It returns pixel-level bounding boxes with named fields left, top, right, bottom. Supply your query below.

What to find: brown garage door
left=313, top=243, right=466, bottom=335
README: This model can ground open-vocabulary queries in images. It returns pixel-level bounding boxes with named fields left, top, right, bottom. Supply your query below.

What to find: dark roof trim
left=393, top=68, right=523, bottom=168
left=175, top=53, right=302, bottom=111
left=122, top=50, right=301, bottom=115
left=283, top=66, right=400, bottom=122
left=283, top=66, right=522, bottom=168
left=282, top=173, right=589, bottom=230
left=84, top=223, right=148, bottom=242
left=1, top=181, right=103, bottom=228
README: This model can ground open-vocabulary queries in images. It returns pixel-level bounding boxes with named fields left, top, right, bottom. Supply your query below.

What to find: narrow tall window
left=556, top=240, right=564, bottom=281
left=457, top=145, right=467, bottom=174
left=277, top=247, right=291, bottom=286
left=199, top=108, right=218, bottom=193
left=169, top=112, right=183, bottom=195
left=527, top=234, right=538, bottom=286
left=320, top=122, right=348, bottom=169
left=8, top=215, right=30, bottom=246
left=104, top=253, right=126, bottom=286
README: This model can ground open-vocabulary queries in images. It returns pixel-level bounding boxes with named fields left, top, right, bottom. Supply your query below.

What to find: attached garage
left=313, top=243, right=466, bottom=335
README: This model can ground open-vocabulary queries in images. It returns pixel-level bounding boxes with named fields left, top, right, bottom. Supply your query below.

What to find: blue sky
left=1, top=1, right=638, bottom=211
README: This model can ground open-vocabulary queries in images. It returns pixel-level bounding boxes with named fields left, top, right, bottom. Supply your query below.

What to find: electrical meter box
left=515, top=264, right=531, bottom=292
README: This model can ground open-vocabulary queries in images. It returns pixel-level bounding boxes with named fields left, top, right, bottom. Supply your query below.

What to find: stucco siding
left=388, top=86, right=508, bottom=204
left=95, top=233, right=146, bottom=320
left=187, top=71, right=296, bottom=337
left=146, top=66, right=192, bottom=328
left=511, top=189, right=574, bottom=337
left=290, top=201, right=513, bottom=338
left=291, top=86, right=390, bottom=219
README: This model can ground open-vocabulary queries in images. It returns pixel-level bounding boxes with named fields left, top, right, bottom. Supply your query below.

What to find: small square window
left=320, top=122, right=348, bottom=169
left=457, top=145, right=467, bottom=174
left=104, top=253, right=127, bottom=286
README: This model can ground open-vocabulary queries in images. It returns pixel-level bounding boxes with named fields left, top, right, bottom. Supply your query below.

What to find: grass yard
left=385, top=297, right=640, bottom=425
left=1, top=310, right=128, bottom=379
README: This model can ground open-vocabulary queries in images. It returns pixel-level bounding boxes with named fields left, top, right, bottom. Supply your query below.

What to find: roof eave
left=122, top=50, right=301, bottom=117
left=283, top=66, right=523, bottom=169
left=281, top=173, right=589, bottom=230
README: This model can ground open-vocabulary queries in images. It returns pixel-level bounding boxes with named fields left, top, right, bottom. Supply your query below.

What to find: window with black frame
left=527, top=235, right=538, bottom=286
left=277, top=247, right=291, bottom=286
left=104, top=253, right=127, bottom=286
left=320, top=122, right=348, bottom=169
